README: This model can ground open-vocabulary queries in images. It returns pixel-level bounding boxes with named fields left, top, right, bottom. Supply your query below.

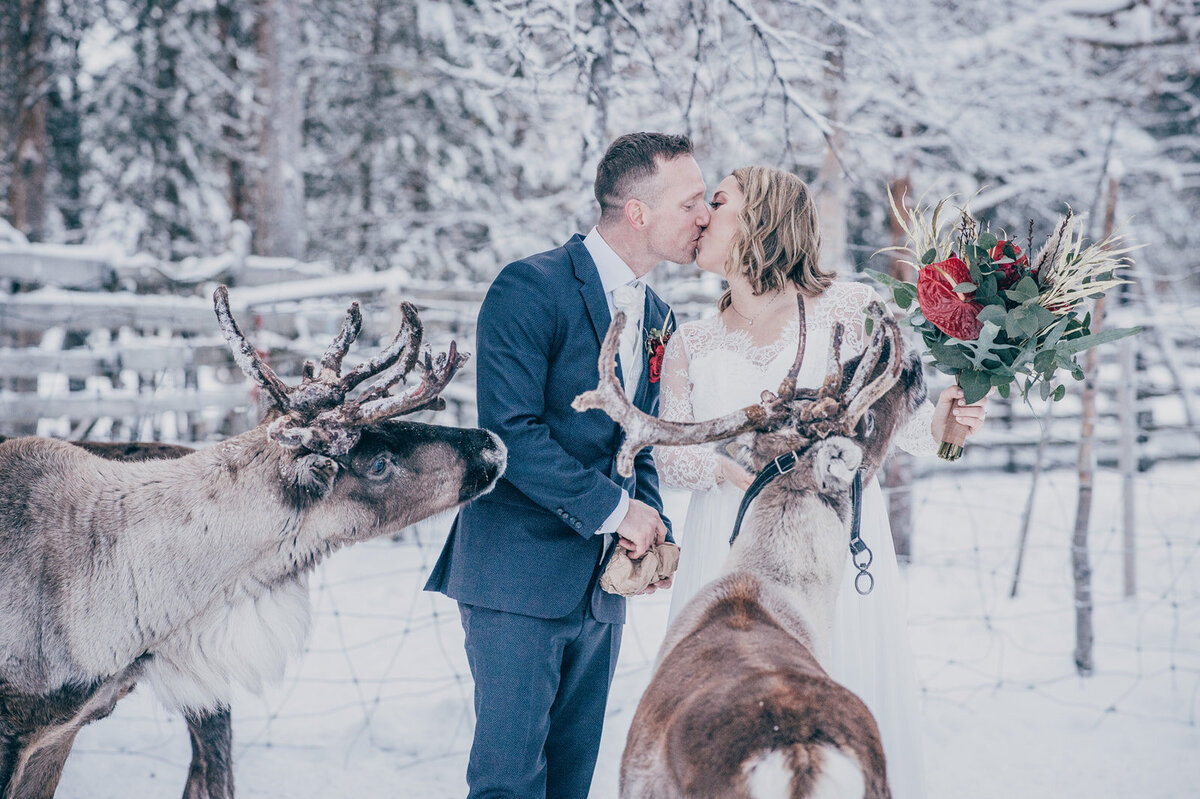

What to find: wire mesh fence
left=52, top=462, right=1200, bottom=799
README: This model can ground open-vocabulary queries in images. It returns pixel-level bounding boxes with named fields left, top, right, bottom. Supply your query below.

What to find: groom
left=425, top=132, right=710, bottom=798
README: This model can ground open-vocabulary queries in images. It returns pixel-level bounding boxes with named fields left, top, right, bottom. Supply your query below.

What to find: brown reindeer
left=0, top=287, right=506, bottom=799
left=574, top=299, right=926, bottom=799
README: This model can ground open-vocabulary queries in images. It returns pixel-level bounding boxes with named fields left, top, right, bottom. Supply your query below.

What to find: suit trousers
left=458, top=587, right=622, bottom=799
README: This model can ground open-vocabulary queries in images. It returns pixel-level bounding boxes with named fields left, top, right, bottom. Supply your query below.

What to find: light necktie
left=611, top=280, right=645, bottom=393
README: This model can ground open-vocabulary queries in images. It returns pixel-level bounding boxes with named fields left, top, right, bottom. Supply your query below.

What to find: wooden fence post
left=1119, top=337, right=1137, bottom=598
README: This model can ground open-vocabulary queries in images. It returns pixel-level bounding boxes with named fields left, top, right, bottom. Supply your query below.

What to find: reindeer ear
left=813, top=437, right=862, bottom=492
left=290, top=453, right=340, bottom=498
left=721, top=434, right=756, bottom=472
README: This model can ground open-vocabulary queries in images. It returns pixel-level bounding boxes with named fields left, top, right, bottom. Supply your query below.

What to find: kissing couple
left=425, top=132, right=988, bottom=799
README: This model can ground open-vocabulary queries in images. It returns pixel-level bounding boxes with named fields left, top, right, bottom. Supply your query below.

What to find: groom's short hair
left=595, top=132, right=694, bottom=221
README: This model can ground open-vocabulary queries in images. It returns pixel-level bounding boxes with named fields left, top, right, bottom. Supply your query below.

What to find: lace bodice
left=657, top=281, right=937, bottom=491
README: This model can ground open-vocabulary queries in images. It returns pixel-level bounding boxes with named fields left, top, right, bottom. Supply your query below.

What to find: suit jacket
left=424, top=234, right=672, bottom=624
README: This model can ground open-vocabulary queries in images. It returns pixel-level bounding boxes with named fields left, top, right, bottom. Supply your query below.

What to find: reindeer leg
left=1, top=661, right=144, bottom=799
left=182, top=706, right=234, bottom=799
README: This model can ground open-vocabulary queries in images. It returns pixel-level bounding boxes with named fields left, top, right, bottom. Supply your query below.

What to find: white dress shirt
left=582, top=226, right=646, bottom=538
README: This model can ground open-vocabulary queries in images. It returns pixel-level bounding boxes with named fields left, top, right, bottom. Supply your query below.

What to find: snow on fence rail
left=1, top=240, right=1198, bottom=473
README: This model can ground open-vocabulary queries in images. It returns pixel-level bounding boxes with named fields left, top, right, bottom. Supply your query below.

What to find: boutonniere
left=643, top=310, right=675, bottom=384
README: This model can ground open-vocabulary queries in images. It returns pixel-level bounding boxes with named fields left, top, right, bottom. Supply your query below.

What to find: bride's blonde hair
left=717, top=166, right=834, bottom=311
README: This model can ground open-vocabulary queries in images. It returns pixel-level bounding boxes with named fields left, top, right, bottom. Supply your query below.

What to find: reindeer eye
left=860, top=413, right=876, bottom=438
left=369, top=457, right=389, bottom=476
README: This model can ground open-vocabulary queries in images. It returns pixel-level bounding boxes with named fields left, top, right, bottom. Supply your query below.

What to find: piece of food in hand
left=599, top=542, right=680, bottom=597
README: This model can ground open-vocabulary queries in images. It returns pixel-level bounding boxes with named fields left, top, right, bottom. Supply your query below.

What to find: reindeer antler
left=214, top=285, right=466, bottom=456
left=573, top=297, right=906, bottom=477
left=573, top=297, right=812, bottom=477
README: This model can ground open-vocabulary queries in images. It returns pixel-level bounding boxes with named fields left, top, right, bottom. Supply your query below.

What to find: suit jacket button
left=574, top=520, right=582, bottom=529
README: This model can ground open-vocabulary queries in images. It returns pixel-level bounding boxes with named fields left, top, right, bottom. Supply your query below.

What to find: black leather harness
left=728, top=452, right=874, bottom=595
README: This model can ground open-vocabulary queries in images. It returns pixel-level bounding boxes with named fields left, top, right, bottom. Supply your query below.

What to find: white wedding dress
left=656, top=281, right=936, bottom=799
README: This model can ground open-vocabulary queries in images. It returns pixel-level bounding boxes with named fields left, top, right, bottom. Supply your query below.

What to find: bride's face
left=695, top=175, right=743, bottom=277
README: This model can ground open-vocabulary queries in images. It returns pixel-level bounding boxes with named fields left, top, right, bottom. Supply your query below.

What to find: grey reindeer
left=0, top=287, right=506, bottom=799
left=574, top=299, right=925, bottom=799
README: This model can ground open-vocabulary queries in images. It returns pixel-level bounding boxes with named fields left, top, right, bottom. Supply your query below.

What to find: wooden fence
left=2, top=238, right=1197, bottom=473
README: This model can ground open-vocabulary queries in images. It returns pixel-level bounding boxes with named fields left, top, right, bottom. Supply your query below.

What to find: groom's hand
left=638, top=576, right=673, bottom=596
left=616, top=498, right=668, bottom=560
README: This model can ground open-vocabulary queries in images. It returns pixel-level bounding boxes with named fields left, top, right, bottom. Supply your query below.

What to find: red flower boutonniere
left=644, top=310, right=675, bottom=384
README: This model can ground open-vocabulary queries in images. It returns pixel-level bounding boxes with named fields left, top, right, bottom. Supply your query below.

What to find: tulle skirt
left=665, top=478, right=926, bottom=799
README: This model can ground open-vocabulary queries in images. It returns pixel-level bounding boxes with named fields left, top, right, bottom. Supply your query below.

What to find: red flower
left=648, top=343, right=665, bottom=383
left=989, top=240, right=1029, bottom=290
left=917, top=256, right=984, bottom=340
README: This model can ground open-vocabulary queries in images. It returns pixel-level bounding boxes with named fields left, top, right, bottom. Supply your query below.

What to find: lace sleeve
left=893, top=402, right=938, bottom=456
left=654, top=328, right=720, bottom=491
left=832, top=282, right=939, bottom=456
left=828, top=281, right=878, bottom=359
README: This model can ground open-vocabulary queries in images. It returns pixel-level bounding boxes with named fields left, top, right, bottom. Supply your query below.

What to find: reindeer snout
left=459, top=432, right=506, bottom=502
left=481, top=433, right=507, bottom=475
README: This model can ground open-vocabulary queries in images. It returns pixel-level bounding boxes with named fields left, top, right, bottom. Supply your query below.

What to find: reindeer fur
left=618, top=332, right=926, bottom=799
left=0, top=415, right=503, bottom=799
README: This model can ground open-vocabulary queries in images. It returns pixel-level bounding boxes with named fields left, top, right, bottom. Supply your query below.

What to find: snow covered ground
left=57, top=462, right=1199, bottom=798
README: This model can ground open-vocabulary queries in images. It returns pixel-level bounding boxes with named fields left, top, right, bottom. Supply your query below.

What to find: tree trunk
left=358, top=0, right=387, bottom=261
left=217, top=1, right=249, bottom=226
left=8, top=0, right=49, bottom=241
left=1071, top=175, right=1119, bottom=676
left=885, top=176, right=914, bottom=560
left=816, top=45, right=849, bottom=277
left=254, top=0, right=304, bottom=258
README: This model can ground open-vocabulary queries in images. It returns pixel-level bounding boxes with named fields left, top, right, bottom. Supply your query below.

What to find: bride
left=656, top=166, right=987, bottom=799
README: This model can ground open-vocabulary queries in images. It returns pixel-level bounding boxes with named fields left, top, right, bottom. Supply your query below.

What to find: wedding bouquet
left=869, top=191, right=1140, bottom=461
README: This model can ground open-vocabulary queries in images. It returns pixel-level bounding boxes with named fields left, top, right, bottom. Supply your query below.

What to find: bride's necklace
left=729, top=290, right=785, bottom=327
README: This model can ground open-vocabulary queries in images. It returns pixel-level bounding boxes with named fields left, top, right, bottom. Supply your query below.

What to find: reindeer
left=573, top=299, right=926, bottom=799
left=0, top=287, right=506, bottom=799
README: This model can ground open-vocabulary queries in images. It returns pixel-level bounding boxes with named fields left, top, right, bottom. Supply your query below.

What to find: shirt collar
left=583, top=226, right=638, bottom=295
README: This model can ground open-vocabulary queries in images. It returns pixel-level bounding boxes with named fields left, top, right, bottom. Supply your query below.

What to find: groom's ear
left=625, top=198, right=647, bottom=229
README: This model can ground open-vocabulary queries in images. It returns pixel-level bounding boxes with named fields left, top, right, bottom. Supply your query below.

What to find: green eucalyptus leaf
left=1005, top=308, right=1027, bottom=339
left=977, top=232, right=998, bottom=250
left=1034, top=349, right=1057, bottom=373
left=1030, top=304, right=1057, bottom=333
left=1004, top=276, right=1040, bottom=304
left=865, top=268, right=911, bottom=292
left=930, top=339, right=973, bottom=369
left=1055, top=325, right=1142, bottom=356
left=1018, top=310, right=1041, bottom=339
left=921, top=248, right=937, bottom=265
left=977, top=305, right=1007, bottom=326
left=1053, top=384, right=1066, bottom=401
left=958, top=370, right=992, bottom=405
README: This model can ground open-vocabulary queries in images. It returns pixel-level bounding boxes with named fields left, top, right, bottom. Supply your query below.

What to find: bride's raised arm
left=655, top=328, right=724, bottom=491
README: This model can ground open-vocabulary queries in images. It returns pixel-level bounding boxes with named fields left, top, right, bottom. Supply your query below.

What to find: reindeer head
left=572, top=296, right=924, bottom=490
left=214, top=286, right=505, bottom=534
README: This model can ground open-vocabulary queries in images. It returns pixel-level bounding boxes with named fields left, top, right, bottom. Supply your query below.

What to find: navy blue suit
left=425, top=234, right=671, bottom=798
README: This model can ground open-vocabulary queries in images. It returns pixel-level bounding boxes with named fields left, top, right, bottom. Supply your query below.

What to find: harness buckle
left=773, top=452, right=797, bottom=475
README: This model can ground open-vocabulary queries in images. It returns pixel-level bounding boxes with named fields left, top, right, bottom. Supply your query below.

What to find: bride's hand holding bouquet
left=870, top=192, right=1140, bottom=460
